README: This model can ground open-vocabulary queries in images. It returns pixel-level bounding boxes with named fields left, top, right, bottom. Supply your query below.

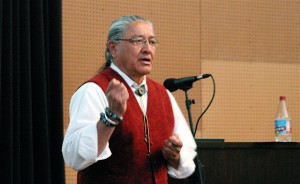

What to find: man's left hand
left=162, top=133, right=183, bottom=169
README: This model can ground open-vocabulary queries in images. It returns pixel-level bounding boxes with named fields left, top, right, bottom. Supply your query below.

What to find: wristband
left=105, top=107, right=124, bottom=123
left=100, top=112, right=119, bottom=126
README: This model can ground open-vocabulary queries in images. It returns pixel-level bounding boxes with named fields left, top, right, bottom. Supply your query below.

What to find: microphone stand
left=180, top=83, right=205, bottom=184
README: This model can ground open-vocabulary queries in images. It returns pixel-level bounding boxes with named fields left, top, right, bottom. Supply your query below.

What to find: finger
left=105, top=79, right=129, bottom=116
left=106, top=79, right=126, bottom=99
left=163, top=146, right=177, bottom=158
left=168, top=135, right=183, bottom=149
left=119, top=83, right=129, bottom=100
left=165, top=140, right=181, bottom=154
left=106, top=78, right=120, bottom=90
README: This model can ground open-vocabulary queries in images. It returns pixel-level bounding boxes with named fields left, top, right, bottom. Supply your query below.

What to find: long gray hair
left=99, top=15, right=153, bottom=72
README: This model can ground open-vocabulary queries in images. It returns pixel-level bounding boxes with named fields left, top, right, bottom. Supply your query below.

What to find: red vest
left=77, top=67, right=174, bottom=184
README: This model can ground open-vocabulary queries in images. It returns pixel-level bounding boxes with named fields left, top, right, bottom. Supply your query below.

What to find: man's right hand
left=105, top=78, right=129, bottom=117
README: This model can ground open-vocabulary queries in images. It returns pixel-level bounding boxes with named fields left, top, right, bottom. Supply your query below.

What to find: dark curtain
left=0, top=0, right=65, bottom=184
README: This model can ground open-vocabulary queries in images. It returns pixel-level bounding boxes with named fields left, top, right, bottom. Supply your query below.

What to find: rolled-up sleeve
left=62, top=83, right=112, bottom=171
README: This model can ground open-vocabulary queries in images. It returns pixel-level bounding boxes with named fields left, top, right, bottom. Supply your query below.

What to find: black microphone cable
left=193, top=74, right=216, bottom=137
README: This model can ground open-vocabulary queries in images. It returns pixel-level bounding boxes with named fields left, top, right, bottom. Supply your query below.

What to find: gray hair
left=99, top=15, right=153, bottom=72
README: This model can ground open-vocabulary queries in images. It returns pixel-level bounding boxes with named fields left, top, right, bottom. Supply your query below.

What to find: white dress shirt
left=62, top=63, right=197, bottom=179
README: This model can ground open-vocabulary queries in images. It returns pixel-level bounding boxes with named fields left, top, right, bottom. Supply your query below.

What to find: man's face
left=112, top=21, right=157, bottom=83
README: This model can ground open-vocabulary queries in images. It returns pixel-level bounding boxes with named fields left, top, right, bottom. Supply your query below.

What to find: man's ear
left=107, top=41, right=117, bottom=58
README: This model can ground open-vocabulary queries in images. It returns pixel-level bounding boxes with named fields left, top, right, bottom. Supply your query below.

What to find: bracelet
left=105, top=107, right=124, bottom=123
left=100, top=112, right=119, bottom=126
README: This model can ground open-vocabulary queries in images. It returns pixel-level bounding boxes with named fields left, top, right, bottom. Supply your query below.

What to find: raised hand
left=105, top=78, right=129, bottom=117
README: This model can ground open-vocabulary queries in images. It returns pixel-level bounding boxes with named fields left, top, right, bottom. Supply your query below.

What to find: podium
left=169, top=141, right=300, bottom=184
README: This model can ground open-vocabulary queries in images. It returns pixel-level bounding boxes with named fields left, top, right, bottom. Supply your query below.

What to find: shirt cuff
left=78, top=123, right=112, bottom=162
left=96, top=143, right=112, bottom=161
left=167, top=146, right=197, bottom=179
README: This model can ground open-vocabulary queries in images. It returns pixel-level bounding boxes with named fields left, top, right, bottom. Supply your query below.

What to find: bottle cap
left=280, top=96, right=286, bottom=100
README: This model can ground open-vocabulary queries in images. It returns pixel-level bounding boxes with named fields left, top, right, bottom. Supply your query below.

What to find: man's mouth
left=140, top=58, right=151, bottom=62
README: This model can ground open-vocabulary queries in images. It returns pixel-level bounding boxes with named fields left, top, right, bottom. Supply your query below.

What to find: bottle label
left=275, top=119, right=290, bottom=135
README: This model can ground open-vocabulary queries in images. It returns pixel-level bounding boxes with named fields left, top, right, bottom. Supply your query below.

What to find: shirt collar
left=110, top=63, right=148, bottom=91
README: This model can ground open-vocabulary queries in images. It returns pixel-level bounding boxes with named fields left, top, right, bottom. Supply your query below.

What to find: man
left=62, top=15, right=197, bottom=184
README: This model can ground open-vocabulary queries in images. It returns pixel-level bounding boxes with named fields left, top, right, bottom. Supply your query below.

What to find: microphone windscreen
left=163, top=78, right=178, bottom=92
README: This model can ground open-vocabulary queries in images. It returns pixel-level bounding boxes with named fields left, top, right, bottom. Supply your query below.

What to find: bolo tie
left=135, top=85, right=156, bottom=184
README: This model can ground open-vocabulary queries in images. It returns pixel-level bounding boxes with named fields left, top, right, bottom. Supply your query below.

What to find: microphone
left=163, top=74, right=211, bottom=92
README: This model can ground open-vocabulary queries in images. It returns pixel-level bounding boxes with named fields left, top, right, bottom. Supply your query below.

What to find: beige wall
left=63, top=0, right=300, bottom=183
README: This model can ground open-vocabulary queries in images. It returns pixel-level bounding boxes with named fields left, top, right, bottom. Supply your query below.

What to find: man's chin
left=139, top=66, right=152, bottom=74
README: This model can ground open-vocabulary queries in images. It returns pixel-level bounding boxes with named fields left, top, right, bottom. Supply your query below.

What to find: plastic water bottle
left=274, top=96, right=292, bottom=142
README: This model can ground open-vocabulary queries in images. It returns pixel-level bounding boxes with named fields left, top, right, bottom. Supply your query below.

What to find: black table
left=169, top=141, right=300, bottom=184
